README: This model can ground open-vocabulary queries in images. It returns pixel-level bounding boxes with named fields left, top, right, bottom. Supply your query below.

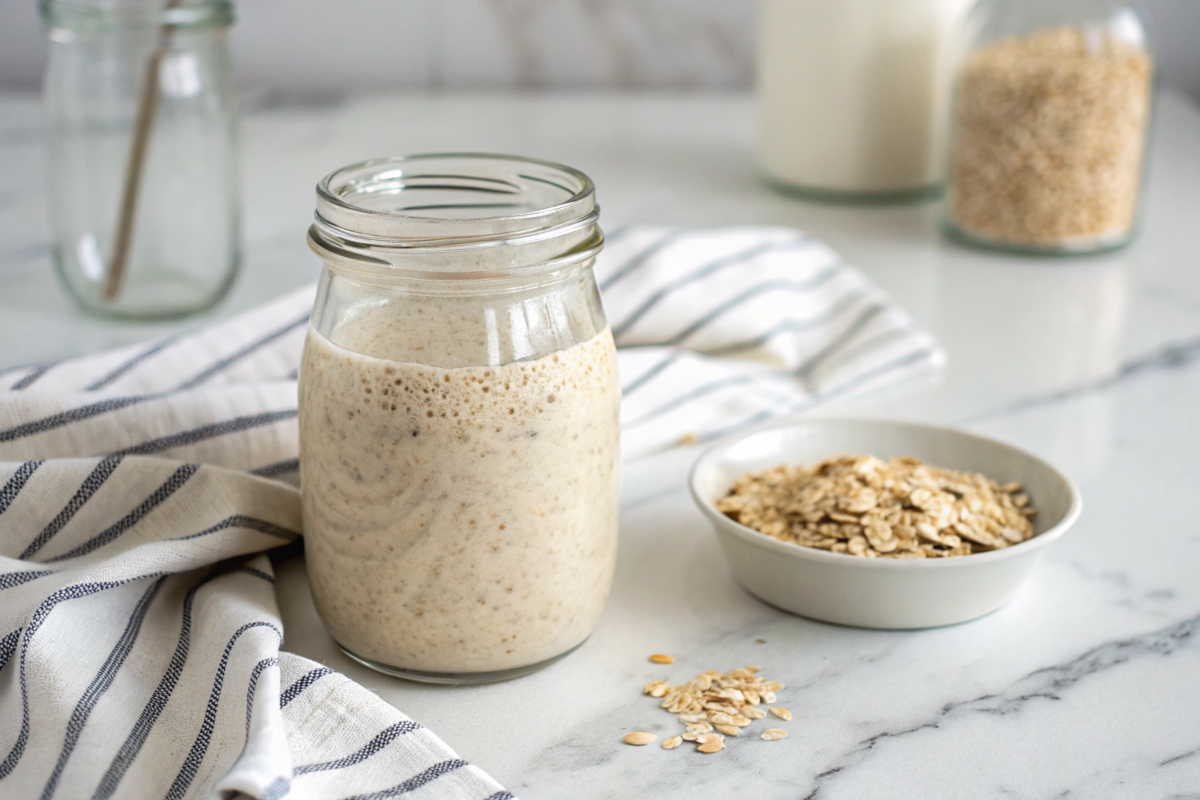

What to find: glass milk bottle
left=299, top=155, right=621, bottom=684
left=758, top=0, right=972, bottom=201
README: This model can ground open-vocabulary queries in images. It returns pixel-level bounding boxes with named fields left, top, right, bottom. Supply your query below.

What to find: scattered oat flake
left=638, top=663, right=789, bottom=754
left=649, top=654, right=675, bottom=664
left=762, top=729, right=788, bottom=741
left=697, top=739, right=725, bottom=753
left=623, top=732, right=656, bottom=746
left=756, top=639, right=767, bottom=644
left=769, top=707, right=792, bottom=721
left=662, top=736, right=683, bottom=750
left=643, top=680, right=669, bottom=698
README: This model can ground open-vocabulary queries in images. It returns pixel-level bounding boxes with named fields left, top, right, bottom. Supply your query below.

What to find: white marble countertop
left=2, top=90, right=1200, bottom=798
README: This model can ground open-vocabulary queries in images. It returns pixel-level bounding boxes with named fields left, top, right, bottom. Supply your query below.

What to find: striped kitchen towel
left=0, top=226, right=942, bottom=799
left=602, top=227, right=943, bottom=456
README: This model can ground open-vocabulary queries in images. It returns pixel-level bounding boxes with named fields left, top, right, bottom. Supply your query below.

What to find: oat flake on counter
left=639, top=665, right=788, bottom=754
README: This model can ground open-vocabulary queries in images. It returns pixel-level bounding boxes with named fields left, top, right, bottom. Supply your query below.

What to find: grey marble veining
left=807, top=612, right=1200, bottom=795
left=1, top=89, right=1200, bottom=797
left=963, top=332, right=1200, bottom=424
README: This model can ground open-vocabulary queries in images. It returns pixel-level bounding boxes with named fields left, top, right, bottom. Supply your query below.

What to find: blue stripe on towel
left=39, top=578, right=167, bottom=800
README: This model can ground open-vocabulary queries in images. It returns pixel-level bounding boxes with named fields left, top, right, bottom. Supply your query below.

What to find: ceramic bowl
left=688, top=419, right=1082, bottom=629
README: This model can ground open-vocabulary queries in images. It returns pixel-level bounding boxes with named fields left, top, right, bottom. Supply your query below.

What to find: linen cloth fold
left=0, top=226, right=942, bottom=799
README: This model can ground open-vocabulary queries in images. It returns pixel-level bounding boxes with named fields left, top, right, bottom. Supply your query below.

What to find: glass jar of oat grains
left=945, top=0, right=1155, bottom=254
left=299, top=155, right=620, bottom=684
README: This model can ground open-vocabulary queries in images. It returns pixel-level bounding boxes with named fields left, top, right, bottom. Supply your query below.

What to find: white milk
left=758, top=0, right=971, bottom=196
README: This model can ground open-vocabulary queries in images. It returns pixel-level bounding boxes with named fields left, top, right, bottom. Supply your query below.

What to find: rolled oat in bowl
left=715, top=455, right=1035, bottom=558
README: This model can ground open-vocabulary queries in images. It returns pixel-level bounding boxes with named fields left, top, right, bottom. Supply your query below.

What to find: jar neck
left=969, top=0, right=1149, bottom=47
left=307, top=154, right=604, bottom=287
left=40, top=0, right=233, bottom=32
left=307, top=215, right=603, bottom=287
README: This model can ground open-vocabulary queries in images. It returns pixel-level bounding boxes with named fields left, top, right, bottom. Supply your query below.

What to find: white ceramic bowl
left=689, top=419, right=1082, bottom=629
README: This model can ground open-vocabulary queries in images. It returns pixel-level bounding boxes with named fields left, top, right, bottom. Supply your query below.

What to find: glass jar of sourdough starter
left=945, top=0, right=1155, bottom=253
left=300, top=154, right=620, bottom=684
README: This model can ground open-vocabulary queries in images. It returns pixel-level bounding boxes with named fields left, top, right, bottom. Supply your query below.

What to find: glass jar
left=40, top=0, right=240, bottom=318
left=758, top=0, right=973, bottom=201
left=299, top=154, right=621, bottom=684
left=945, top=0, right=1155, bottom=253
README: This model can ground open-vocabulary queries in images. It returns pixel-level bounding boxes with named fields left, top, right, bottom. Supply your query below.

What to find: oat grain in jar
left=945, top=0, right=1154, bottom=254
left=299, top=155, right=620, bottom=684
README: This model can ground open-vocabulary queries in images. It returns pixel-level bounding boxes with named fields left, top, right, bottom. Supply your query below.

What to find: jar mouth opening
left=314, top=154, right=597, bottom=244
left=310, top=154, right=603, bottom=280
left=39, top=0, right=233, bottom=29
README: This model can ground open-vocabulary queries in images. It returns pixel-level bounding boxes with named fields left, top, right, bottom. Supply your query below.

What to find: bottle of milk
left=758, top=0, right=972, bottom=201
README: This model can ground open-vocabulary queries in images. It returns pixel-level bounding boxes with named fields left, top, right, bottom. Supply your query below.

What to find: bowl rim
left=687, top=417, right=1083, bottom=570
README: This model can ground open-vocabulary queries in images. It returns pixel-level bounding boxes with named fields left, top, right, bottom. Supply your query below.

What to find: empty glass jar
left=945, top=0, right=1155, bottom=253
left=41, top=0, right=240, bottom=318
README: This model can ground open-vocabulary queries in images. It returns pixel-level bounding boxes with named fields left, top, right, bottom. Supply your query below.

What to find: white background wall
left=1, top=0, right=1198, bottom=101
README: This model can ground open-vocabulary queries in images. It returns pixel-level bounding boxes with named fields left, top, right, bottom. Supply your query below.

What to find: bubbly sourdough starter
left=299, top=302, right=619, bottom=675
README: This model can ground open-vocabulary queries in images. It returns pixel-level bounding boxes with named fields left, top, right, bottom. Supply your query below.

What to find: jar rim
left=309, top=153, right=604, bottom=280
left=315, top=153, right=596, bottom=240
left=39, top=0, right=233, bottom=29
